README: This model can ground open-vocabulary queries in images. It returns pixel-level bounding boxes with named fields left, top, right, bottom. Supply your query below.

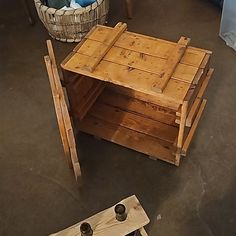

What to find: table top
left=61, top=23, right=212, bottom=111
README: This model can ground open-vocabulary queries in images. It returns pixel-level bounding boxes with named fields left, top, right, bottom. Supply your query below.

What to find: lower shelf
left=78, top=114, right=177, bottom=165
left=76, top=89, right=207, bottom=166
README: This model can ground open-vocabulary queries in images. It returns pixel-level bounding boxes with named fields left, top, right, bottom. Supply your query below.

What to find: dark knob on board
left=115, top=204, right=127, bottom=222
left=80, top=222, right=93, bottom=236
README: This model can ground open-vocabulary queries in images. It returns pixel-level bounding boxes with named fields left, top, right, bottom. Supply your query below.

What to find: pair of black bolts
left=80, top=204, right=137, bottom=236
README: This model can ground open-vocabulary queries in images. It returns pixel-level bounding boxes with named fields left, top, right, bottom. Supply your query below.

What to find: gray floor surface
left=0, top=0, right=236, bottom=235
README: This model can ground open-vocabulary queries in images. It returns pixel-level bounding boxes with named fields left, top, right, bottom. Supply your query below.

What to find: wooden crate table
left=61, top=22, right=214, bottom=166
left=49, top=195, right=150, bottom=236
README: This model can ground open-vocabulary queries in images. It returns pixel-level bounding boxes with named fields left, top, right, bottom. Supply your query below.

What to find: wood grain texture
left=152, top=36, right=191, bottom=93
left=89, top=102, right=179, bottom=143
left=182, top=99, right=207, bottom=155
left=50, top=195, right=150, bottom=236
left=98, top=88, right=177, bottom=125
left=78, top=114, right=176, bottom=164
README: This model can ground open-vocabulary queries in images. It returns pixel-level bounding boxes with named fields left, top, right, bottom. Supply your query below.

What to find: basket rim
left=34, top=0, right=105, bottom=15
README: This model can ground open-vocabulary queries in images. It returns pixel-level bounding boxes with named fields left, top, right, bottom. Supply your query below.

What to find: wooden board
left=176, top=68, right=213, bottom=126
left=45, top=40, right=81, bottom=180
left=98, top=88, right=177, bottom=125
left=50, top=195, right=150, bottom=236
left=152, top=36, right=191, bottom=93
left=61, top=23, right=212, bottom=108
left=89, top=102, right=179, bottom=143
left=182, top=99, right=207, bottom=155
left=75, top=39, right=199, bottom=84
left=78, top=114, right=177, bottom=164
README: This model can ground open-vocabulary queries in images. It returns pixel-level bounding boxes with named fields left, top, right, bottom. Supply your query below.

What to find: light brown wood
left=182, top=99, right=207, bottom=155
left=45, top=40, right=81, bottom=179
left=44, top=56, right=72, bottom=168
left=50, top=195, right=150, bottom=236
left=78, top=115, right=176, bottom=164
left=99, top=88, right=177, bottom=125
left=76, top=39, right=199, bottom=84
left=89, top=102, right=179, bottom=143
left=152, top=37, right=191, bottom=93
left=175, top=101, right=188, bottom=165
left=175, top=68, right=213, bottom=126
left=81, top=22, right=127, bottom=72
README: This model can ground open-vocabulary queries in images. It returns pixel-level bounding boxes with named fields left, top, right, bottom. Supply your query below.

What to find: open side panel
left=63, top=70, right=105, bottom=121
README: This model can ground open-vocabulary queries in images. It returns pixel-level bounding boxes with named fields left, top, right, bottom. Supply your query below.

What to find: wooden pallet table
left=49, top=195, right=150, bottom=236
left=60, top=22, right=214, bottom=166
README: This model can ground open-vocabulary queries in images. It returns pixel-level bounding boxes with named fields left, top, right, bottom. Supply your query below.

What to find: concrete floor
left=0, top=0, right=236, bottom=235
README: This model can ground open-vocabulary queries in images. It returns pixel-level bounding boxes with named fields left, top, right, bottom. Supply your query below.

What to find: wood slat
left=98, top=88, right=177, bottom=125
left=50, top=195, right=150, bottom=236
left=81, top=22, right=127, bottom=72
left=107, top=84, right=181, bottom=111
left=182, top=99, right=207, bottom=155
left=76, top=39, right=199, bottom=84
left=63, top=53, right=191, bottom=105
left=175, top=68, right=214, bottom=126
left=152, top=37, right=191, bottom=93
left=85, top=25, right=207, bottom=67
left=78, top=115, right=176, bottom=164
left=89, top=102, right=178, bottom=143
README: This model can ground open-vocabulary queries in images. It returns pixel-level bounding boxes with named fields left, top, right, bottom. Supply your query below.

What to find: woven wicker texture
left=34, top=0, right=109, bottom=42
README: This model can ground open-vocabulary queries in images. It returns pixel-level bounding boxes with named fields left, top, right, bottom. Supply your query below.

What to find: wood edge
left=182, top=99, right=207, bottom=155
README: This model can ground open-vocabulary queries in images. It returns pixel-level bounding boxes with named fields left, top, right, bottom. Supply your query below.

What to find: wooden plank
left=176, top=68, right=213, bottom=126
left=107, top=84, right=181, bottom=111
left=152, top=37, right=191, bottom=93
left=98, top=88, right=177, bottom=125
left=85, top=25, right=207, bottom=67
left=76, top=39, right=199, bottom=84
left=63, top=54, right=191, bottom=105
left=89, top=102, right=179, bottom=143
left=182, top=99, right=207, bottom=155
left=44, top=56, right=72, bottom=168
left=78, top=115, right=176, bottom=164
left=50, top=195, right=150, bottom=236
left=63, top=75, right=105, bottom=121
left=46, top=40, right=81, bottom=179
left=176, top=101, right=188, bottom=165
left=81, top=22, right=127, bottom=72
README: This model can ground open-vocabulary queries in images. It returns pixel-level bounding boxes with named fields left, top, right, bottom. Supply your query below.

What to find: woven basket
left=34, top=0, right=109, bottom=42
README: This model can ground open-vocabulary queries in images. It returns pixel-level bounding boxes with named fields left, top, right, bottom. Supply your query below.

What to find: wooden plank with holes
left=49, top=195, right=150, bottom=236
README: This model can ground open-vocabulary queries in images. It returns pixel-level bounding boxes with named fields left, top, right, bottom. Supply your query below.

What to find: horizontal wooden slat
left=78, top=115, right=176, bottom=164
left=98, top=89, right=177, bottom=125
left=107, top=84, right=181, bottom=111
left=76, top=39, right=199, bottom=84
left=89, top=102, right=178, bottom=143
left=85, top=25, right=207, bottom=67
left=63, top=54, right=191, bottom=105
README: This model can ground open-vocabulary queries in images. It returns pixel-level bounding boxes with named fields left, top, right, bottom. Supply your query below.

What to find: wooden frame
left=44, top=40, right=81, bottom=181
left=49, top=195, right=150, bottom=236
